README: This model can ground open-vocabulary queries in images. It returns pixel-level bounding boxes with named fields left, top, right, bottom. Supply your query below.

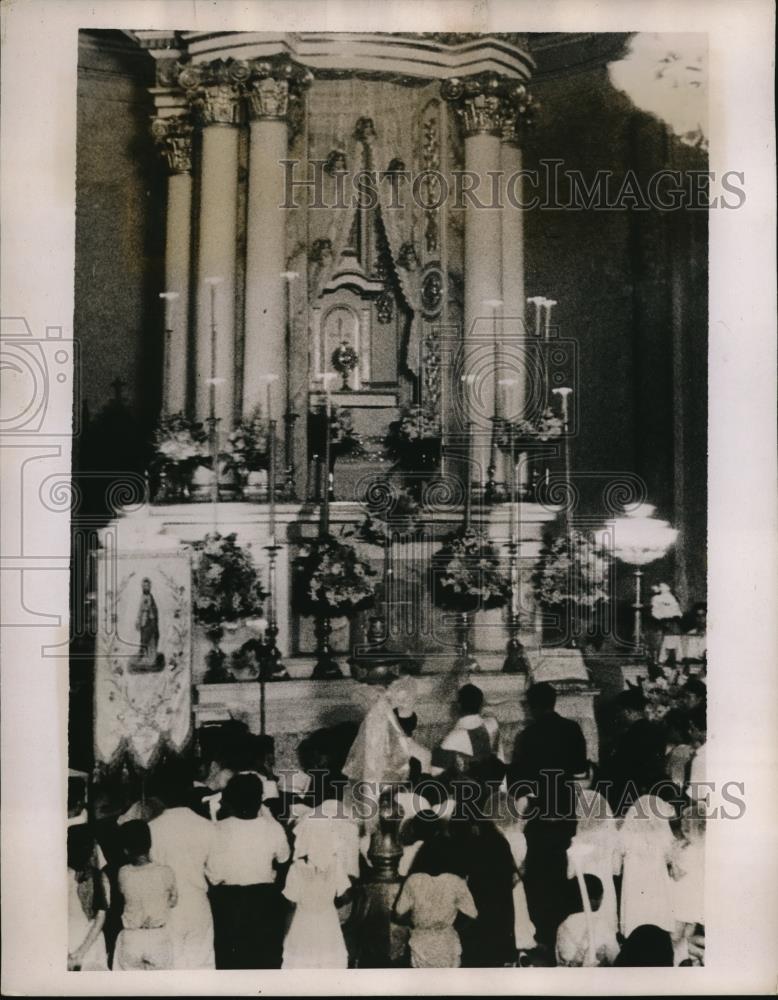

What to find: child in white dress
left=282, top=826, right=351, bottom=969
left=671, top=801, right=705, bottom=964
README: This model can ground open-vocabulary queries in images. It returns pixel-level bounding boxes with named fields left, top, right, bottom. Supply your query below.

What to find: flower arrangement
left=384, top=405, right=441, bottom=470
left=294, top=533, right=377, bottom=617
left=431, top=526, right=511, bottom=613
left=190, top=532, right=267, bottom=626
left=532, top=529, right=610, bottom=610
left=153, top=412, right=209, bottom=468
left=497, top=409, right=564, bottom=456
left=223, top=405, right=268, bottom=475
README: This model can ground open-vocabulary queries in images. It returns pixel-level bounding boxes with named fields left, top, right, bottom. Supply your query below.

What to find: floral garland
left=294, top=533, right=377, bottom=617
left=532, top=529, right=610, bottom=609
left=384, top=405, right=441, bottom=469
left=190, top=532, right=266, bottom=626
left=152, top=412, right=209, bottom=470
left=223, top=405, right=268, bottom=475
left=432, top=526, right=510, bottom=613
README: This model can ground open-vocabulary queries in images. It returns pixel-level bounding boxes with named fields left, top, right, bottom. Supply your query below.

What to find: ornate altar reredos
left=96, top=32, right=599, bottom=768
left=139, top=31, right=547, bottom=489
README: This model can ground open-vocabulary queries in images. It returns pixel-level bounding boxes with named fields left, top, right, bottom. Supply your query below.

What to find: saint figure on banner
left=131, top=577, right=163, bottom=672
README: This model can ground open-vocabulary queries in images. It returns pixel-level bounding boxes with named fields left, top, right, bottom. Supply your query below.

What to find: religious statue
left=130, top=577, right=164, bottom=673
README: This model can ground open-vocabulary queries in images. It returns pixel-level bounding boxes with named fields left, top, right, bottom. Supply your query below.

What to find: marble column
left=151, top=114, right=193, bottom=415
left=181, top=62, right=246, bottom=435
left=443, top=78, right=505, bottom=493
left=243, top=73, right=292, bottom=416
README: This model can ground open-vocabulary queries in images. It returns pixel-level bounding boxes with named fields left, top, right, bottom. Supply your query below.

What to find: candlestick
left=281, top=271, right=300, bottom=499
left=318, top=372, right=338, bottom=536
left=204, top=277, right=223, bottom=506
left=159, top=291, right=179, bottom=415
left=439, top=355, right=447, bottom=479
left=552, top=386, right=573, bottom=531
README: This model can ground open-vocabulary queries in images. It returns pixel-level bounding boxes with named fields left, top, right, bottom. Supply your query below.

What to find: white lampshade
left=609, top=502, right=678, bottom=566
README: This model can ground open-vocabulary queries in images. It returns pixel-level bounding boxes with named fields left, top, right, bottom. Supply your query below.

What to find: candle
left=268, top=418, right=277, bottom=545
left=158, top=291, right=179, bottom=414
left=527, top=296, right=543, bottom=339
left=544, top=299, right=557, bottom=342
left=498, top=377, right=518, bottom=425
left=318, top=372, right=338, bottom=535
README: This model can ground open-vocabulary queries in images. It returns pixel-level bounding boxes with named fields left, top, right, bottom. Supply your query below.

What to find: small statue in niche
left=398, top=241, right=419, bottom=272
left=324, top=149, right=348, bottom=176
left=354, top=116, right=377, bottom=145
left=310, top=237, right=333, bottom=265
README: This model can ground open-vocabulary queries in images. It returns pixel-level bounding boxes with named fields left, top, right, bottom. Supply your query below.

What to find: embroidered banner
left=94, top=550, right=192, bottom=768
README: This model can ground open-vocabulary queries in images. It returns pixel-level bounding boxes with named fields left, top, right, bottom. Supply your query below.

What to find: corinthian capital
left=442, top=73, right=531, bottom=139
left=500, top=86, right=538, bottom=146
left=246, top=58, right=313, bottom=123
left=150, top=114, right=194, bottom=173
left=178, top=59, right=250, bottom=126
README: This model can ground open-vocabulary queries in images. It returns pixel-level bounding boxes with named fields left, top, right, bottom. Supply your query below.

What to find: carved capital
left=150, top=114, right=194, bottom=173
left=246, top=58, right=313, bottom=123
left=442, top=73, right=531, bottom=139
left=499, top=86, right=537, bottom=145
left=178, top=59, right=250, bottom=126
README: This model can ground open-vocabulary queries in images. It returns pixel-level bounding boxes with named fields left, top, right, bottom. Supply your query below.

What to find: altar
left=95, top=497, right=600, bottom=772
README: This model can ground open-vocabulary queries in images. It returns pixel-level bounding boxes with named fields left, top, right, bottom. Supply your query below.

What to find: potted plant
left=151, top=412, right=209, bottom=501
left=431, top=526, right=510, bottom=671
left=294, top=531, right=377, bottom=678
left=532, top=529, right=610, bottom=649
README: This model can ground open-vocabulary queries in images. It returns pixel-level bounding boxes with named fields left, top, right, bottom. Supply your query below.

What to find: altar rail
left=194, top=649, right=599, bottom=774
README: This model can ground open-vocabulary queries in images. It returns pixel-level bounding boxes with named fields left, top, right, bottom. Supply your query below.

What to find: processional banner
left=94, top=550, right=192, bottom=768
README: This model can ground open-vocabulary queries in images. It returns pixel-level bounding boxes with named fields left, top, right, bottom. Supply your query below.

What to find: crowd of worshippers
left=67, top=678, right=706, bottom=971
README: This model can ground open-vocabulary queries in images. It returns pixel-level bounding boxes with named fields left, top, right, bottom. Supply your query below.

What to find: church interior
left=66, top=29, right=709, bottom=970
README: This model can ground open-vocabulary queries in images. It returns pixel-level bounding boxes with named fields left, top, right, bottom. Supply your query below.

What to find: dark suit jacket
left=509, top=711, right=588, bottom=810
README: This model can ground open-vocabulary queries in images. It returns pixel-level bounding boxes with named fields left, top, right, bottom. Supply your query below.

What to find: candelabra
left=503, top=427, right=530, bottom=673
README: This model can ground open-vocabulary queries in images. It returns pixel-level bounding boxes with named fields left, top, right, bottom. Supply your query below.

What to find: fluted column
left=443, top=77, right=505, bottom=492
left=151, top=114, right=193, bottom=415
left=243, top=62, right=311, bottom=419
left=181, top=61, right=247, bottom=435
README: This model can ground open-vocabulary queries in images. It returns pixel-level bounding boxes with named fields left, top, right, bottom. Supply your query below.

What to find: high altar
left=97, top=31, right=600, bottom=771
